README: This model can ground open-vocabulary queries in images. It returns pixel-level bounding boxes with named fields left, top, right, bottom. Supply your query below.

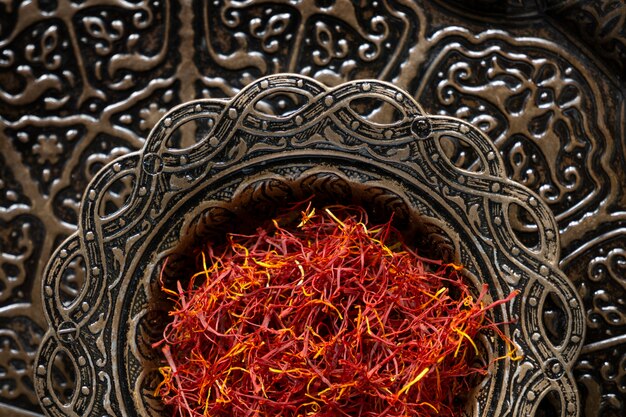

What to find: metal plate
left=33, top=74, right=584, bottom=417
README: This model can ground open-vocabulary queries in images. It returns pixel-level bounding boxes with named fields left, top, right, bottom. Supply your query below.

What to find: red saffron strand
left=154, top=204, right=518, bottom=417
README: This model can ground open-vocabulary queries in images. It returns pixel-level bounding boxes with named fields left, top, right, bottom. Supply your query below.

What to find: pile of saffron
left=154, top=205, right=517, bottom=417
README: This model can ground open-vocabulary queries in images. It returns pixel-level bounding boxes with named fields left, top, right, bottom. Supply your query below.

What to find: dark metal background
left=0, top=1, right=624, bottom=416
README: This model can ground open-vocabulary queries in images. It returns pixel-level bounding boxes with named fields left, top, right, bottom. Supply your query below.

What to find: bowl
left=34, top=74, right=584, bottom=417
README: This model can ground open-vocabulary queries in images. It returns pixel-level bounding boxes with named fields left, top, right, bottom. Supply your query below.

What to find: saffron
left=154, top=204, right=517, bottom=417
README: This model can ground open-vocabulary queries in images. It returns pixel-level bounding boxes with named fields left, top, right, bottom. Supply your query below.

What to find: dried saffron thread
left=154, top=204, right=518, bottom=417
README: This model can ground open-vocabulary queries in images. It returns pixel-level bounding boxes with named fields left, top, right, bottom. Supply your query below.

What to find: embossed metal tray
left=33, top=75, right=585, bottom=417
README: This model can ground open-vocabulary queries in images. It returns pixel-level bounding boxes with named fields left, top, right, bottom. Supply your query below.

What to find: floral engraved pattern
left=563, top=230, right=626, bottom=417
left=549, top=0, right=626, bottom=77
left=0, top=1, right=177, bottom=413
left=0, top=316, right=45, bottom=410
left=416, top=34, right=617, bottom=234
left=0, top=0, right=175, bottom=118
left=194, top=0, right=417, bottom=96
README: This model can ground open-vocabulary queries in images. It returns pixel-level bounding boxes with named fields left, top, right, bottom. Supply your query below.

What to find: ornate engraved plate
left=33, top=75, right=585, bottom=417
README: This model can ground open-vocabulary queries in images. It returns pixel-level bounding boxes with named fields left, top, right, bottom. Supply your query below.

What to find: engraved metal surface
left=33, top=74, right=585, bottom=417
left=0, top=1, right=625, bottom=416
